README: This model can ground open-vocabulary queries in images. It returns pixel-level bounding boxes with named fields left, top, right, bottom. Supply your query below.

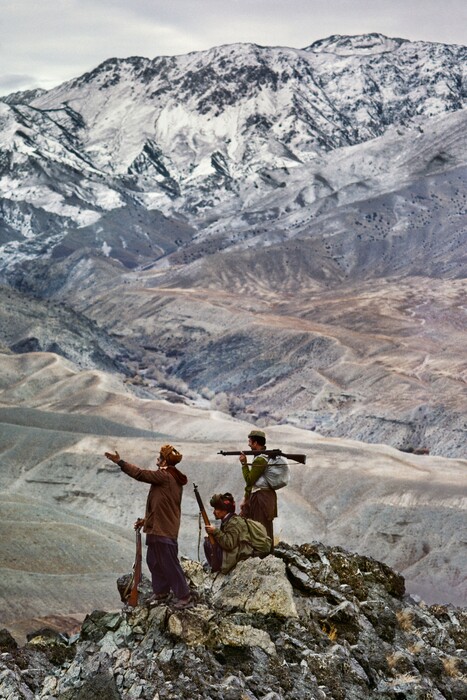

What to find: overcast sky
left=2, top=0, right=466, bottom=96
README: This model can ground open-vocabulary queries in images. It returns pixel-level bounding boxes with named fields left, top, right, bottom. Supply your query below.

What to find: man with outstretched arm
left=105, top=444, right=192, bottom=609
left=239, top=429, right=277, bottom=551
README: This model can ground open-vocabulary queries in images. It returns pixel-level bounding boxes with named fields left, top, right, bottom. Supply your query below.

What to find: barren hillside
left=1, top=350, right=465, bottom=643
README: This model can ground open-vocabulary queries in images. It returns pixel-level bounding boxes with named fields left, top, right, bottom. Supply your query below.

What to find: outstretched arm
left=105, top=451, right=167, bottom=484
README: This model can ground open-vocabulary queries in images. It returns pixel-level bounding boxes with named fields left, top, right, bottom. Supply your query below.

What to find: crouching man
left=204, top=493, right=270, bottom=574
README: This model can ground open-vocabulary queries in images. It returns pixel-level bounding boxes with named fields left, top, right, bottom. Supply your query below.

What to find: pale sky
left=1, top=0, right=466, bottom=96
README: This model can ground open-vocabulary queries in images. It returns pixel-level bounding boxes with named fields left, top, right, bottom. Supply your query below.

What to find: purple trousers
left=146, top=537, right=190, bottom=599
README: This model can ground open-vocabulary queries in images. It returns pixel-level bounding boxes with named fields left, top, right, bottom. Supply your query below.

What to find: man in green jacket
left=239, top=429, right=277, bottom=550
left=204, top=493, right=254, bottom=574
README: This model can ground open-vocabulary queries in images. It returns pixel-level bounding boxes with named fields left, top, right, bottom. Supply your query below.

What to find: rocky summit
left=1, top=543, right=466, bottom=700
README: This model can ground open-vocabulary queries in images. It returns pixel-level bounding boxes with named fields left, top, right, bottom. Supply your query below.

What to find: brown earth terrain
left=66, top=268, right=467, bottom=457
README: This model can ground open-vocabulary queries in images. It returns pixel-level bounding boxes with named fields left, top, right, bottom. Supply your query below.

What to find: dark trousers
left=203, top=537, right=223, bottom=572
left=146, top=539, right=190, bottom=599
left=246, top=489, right=277, bottom=552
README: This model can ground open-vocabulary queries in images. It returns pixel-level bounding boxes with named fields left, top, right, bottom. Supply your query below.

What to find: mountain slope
left=0, top=34, right=465, bottom=456
left=0, top=349, right=466, bottom=614
left=0, top=33, right=465, bottom=272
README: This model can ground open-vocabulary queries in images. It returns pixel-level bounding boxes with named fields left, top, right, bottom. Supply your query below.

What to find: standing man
left=239, top=429, right=276, bottom=551
left=105, top=444, right=192, bottom=609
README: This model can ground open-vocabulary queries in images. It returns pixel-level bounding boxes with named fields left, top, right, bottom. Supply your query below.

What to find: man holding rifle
left=239, top=429, right=277, bottom=551
left=105, top=444, right=192, bottom=609
left=204, top=493, right=253, bottom=573
left=199, top=490, right=271, bottom=573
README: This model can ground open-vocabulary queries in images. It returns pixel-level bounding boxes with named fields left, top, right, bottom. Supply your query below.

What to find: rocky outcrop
left=1, top=542, right=465, bottom=699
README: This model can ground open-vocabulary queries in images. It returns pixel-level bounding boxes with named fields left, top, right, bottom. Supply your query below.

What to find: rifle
left=193, top=483, right=216, bottom=545
left=126, top=525, right=142, bottom=607
left=218, top=448, right=306, bottom=465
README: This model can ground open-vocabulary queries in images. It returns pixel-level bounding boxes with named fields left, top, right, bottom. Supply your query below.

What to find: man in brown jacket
left=105, top=444, right=192, bottom=609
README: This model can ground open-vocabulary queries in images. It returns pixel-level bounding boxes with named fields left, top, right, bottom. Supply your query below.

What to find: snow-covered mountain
left=0, top=34, right=466, bottom=457
left=0, top=33, right=466, bottom=274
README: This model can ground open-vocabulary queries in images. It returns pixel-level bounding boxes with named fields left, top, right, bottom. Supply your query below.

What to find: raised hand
left=105, top=450, right=121, bottom=464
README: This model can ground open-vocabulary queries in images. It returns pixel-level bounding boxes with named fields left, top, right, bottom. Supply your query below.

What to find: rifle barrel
left=127, top=528, right=142, bottom=607
left=193, top=483, right=216, bottom=545
left=217, top=449, right=306, bottom=464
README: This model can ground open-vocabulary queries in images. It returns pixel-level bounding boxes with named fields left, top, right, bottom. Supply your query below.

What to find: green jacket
left=212, top=514, right=253, bottom=574
left=241, top=453, right=269, bottom=499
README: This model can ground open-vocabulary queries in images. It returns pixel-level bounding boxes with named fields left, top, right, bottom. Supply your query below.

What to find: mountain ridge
left=0, top=34, right=465, bottom=258
left=0, top=33, right=466, bottom=455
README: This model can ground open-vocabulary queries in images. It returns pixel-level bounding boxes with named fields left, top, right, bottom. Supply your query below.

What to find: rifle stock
left=193, top=483, right=216, bottom=545
left=218, top=449, right=306, bottom=465
left=127, top=526, right=142, bottom=607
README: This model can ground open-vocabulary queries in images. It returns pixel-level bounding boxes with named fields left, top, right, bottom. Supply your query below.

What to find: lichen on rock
left=1, top=542, right=466, bottom=699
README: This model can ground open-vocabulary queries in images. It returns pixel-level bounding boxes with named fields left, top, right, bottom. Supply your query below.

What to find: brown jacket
left=119, top=461, right=187, bottom=539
